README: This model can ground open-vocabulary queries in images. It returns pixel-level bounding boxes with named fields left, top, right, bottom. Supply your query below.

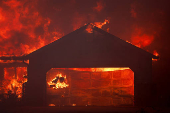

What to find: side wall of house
left=131, top=58, right=153, bottom=106
left=25, top=55, right=153, bottom=106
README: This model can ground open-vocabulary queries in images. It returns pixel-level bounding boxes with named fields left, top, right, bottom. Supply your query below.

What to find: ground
left=0, top=106, right=169, bottom=113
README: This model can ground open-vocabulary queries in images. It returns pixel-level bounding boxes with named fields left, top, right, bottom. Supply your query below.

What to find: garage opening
left=46, top=68, right=134, bottom=106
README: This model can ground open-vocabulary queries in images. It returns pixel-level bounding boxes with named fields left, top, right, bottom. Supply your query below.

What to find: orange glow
left=1, top=67, right=27, bottom=98
left=131, top=28, right=154, bottom=48
left=93, top=19, right=109, bottom=29
left=93, top=1, right=105, bottom=12
left=49, top=104, right=55, bottom=106
left=152, top=50, right=159, bottom=61
left=55, top=67, right=129, bottom=72
left=48, top=73, right=69, bottom=89
left=47, top=68, right=134, bottom=106
left=72, top=104, right=76, bottom=106
left=86, top=24, right=93, bottom=33
left=153, top=50, right=159, bottom=56
left=0, top=0, right=64, bottom=56
left=0, top=60, right=24, bottom=63
left=86, top=19, right=109, bottom=33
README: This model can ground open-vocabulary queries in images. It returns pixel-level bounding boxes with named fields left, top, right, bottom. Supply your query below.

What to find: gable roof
left=21, top=24, right=158, bottom=60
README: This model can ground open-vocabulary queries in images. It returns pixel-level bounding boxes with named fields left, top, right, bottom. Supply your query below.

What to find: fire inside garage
left=46, top=68, right=134, bottom=106
left=0, top=24, right=158, bottom=107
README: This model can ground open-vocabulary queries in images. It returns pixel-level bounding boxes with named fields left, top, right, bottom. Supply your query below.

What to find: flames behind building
left=0, top=24, right=158, bottom=106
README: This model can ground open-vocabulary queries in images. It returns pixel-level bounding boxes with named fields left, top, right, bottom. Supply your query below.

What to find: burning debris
left=48, top=73, right=69, bottom=89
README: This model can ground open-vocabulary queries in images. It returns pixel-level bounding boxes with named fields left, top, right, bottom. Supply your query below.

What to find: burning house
left=0, top=24, right=158, bottom=106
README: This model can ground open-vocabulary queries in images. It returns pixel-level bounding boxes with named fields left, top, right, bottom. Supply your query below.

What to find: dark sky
left=0, top=0, right=169, bottom=55
left=0, top=0, right=169, bottom=106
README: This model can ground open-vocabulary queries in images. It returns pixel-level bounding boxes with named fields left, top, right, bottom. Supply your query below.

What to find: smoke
left=0, top=0, right=169, bottom=105
left=0, top=0, right=168, bottom=56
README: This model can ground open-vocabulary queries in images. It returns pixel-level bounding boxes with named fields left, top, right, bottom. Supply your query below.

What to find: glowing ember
left=153, top=50, right=159, bottom=56
left=48, top=73, right=69, bottom=89
left=72, top=104, right=76, bottom=106
left=152, top=50, right=159, bottom=61
left=55, top=68, right=129, bottom=72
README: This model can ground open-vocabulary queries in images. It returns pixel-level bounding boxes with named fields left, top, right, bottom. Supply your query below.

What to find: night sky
left=0, top=0, right=170, bottom=106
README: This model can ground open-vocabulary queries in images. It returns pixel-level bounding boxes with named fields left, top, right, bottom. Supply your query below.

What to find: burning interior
left=0, top=66, right=27, bottom=101
left=0, top=23, right=158, bottom=107
left=46, top=68, right=134, bottom=106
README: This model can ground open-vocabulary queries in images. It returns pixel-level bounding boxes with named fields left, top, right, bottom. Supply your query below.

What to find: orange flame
left=94, top=19, right=109, bottom=28
left=48, top=73, right=69, bottom=89
left=0, top=0, right=64, bottom=56
left=153, top=50, right=159, bottom=56
left=86, top=19, right=109, bottom=33
left=86, top=24, right=93, bottom=33
left=1, top=67, right=27, bottom=98
left=152, top=50, right=159, bottom=61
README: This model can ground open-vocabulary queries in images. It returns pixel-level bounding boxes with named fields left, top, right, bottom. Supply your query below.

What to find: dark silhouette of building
left=0, top=24, right=158, bottom=106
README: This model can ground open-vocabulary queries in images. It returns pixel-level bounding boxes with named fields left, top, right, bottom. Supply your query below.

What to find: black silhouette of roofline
left=0, top=24, right=159, bottom=60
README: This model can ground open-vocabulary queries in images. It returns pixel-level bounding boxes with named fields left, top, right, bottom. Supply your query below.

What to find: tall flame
left=1, top=67, right=27, bottom=98
left=0, top=0, right=64, bottom=56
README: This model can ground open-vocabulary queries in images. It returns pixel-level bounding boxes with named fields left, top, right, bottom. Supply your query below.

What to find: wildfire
left=0, top=0, right=64, bottom=56
left=93, top=19, right=109, bottom=29
left=1, top=67, right=27, bottom=98
left=6, top=79, right=23, bottom=98
left=48, top=73, right=69, bottom=89
left=86, top=19, right=109, bottom=33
